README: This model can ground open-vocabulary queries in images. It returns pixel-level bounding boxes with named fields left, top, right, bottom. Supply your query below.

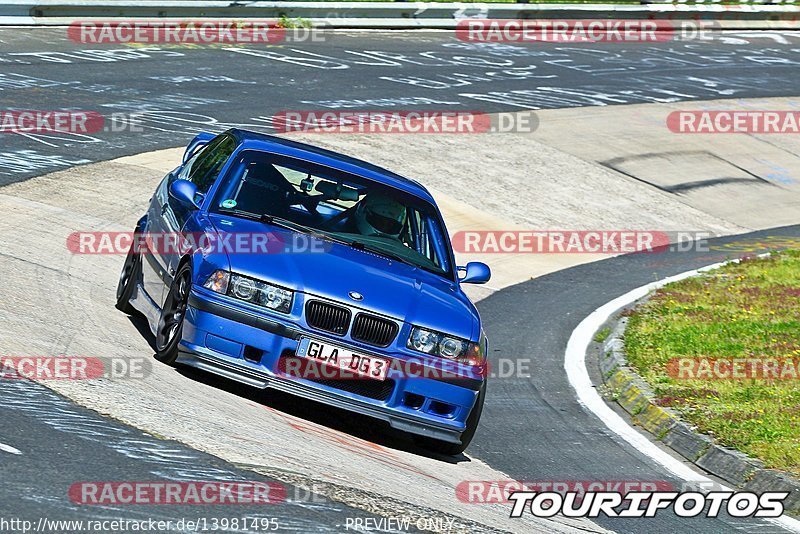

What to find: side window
left=181, top=135, right=236, bottom=194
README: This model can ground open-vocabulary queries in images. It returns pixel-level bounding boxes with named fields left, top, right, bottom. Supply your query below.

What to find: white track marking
left=564, top=259, right=800, bottom=533
left=0, top=441, right=22, bottom=455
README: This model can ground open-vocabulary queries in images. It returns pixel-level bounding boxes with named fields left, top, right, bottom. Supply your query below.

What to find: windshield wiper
left=350, top=241, right=418, bottom=268
left=218, top=207, right=314, bottom=235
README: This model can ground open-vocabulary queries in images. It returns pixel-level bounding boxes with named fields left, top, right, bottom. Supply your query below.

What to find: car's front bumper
left=179, top=289, right=484, bottom=444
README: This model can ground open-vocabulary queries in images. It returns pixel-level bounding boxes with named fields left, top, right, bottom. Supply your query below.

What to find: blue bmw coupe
left=116, top=129, right=491, bottom=454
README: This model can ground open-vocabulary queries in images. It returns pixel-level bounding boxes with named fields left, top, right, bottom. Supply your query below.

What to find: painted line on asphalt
left=0, top=441, right=22, bottom=455
left=564, top=258, right=800, bottom=533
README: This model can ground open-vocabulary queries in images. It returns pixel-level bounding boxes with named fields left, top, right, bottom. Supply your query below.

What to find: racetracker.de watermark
left=709, top=235, right=800, bottom=253
left=667, top=357, right=800, bottom=380
left=69, top=481, right=286, bottom=505
left=451, top=231, right=714, bottom=254
left=67, top=20, right=327, bottom=44
left=455, top=19, right=719, bottom=43
left=273, top=110, right=538, bottom=134
left=0, top=111, right=143, bottom=134
left=277, top=356, right=532, bottom=381
left=456, top=480, right=674, bottom=504
left=0, top=356, right=151, bottom=380
left=66, top=232, right=330, bottom=255
left=667, top=110, right=800, bottom=134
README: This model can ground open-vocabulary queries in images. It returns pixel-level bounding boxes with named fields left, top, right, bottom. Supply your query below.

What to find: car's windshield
left=211, top=150, right=453, bottom=278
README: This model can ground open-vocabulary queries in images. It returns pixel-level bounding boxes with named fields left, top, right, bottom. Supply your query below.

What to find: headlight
left=408, top=327, right=441, bottom=354
left=407, top=326, right=484, bottom=366
left=203, top=271, right=293, bottom=314
left=232, top=276, right=256, bottom=300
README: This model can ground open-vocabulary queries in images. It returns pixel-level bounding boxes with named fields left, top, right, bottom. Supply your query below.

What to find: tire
left=154, top=262, right=192, bottom=365
left=115, top=244, right=141, bottom=314
left=415, top=381, right=486, bottom=456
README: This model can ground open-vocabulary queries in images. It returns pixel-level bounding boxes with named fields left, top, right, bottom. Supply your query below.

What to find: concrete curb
left=1, top=1, right=800, bottom=29
left=598, top=313, right=800, bottom=514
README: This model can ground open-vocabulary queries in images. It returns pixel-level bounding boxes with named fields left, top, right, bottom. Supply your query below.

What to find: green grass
left=278, top=15, right=313, bottom=28
left=625, top=251, right=800, bottom=476
left=594, top=327, right=612, bottom=344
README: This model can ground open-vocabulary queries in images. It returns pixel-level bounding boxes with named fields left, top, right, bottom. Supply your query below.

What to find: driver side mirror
left=458, top=262, right=491, bottom=284
left=169, top=179, right=201, bottom=210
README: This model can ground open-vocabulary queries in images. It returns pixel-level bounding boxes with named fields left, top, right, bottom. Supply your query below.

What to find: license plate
left=296, top=338, right=390, bottom=381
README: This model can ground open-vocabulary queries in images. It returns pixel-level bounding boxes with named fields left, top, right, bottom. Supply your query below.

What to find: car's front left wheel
left=155, top=262, right=192, bottom=365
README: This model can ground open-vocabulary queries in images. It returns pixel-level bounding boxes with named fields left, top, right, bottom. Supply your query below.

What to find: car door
left=139, top=134, right=235, bottom=309
left=140, top=174, right=174, bottom=308
left=160, top=134, right=237, bottom=302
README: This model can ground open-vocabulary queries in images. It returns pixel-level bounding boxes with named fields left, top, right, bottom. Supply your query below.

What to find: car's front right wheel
left=415, top=382, right=486, bottom=456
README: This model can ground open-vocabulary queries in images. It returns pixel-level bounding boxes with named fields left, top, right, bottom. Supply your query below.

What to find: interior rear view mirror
left=315, top=181, right=359, bottom=201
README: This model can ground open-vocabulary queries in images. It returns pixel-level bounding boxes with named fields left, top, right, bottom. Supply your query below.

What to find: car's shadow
left=127, top=314, right=158, bottom=352
left=170, top=363, right=468, bottom=464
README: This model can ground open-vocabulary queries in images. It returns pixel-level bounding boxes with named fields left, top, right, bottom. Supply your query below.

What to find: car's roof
left=228, top=128, right=436, bottom=205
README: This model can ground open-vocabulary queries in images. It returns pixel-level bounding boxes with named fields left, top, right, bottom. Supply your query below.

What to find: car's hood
left=208, top=214, right=479, bottom=340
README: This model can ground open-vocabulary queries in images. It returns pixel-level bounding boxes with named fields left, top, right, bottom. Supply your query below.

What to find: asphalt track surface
left=3, top=28, right=800, bottom=183
left=2, top=27, right=800, bottom=533
left=0, top=378, right=412, bottom=533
